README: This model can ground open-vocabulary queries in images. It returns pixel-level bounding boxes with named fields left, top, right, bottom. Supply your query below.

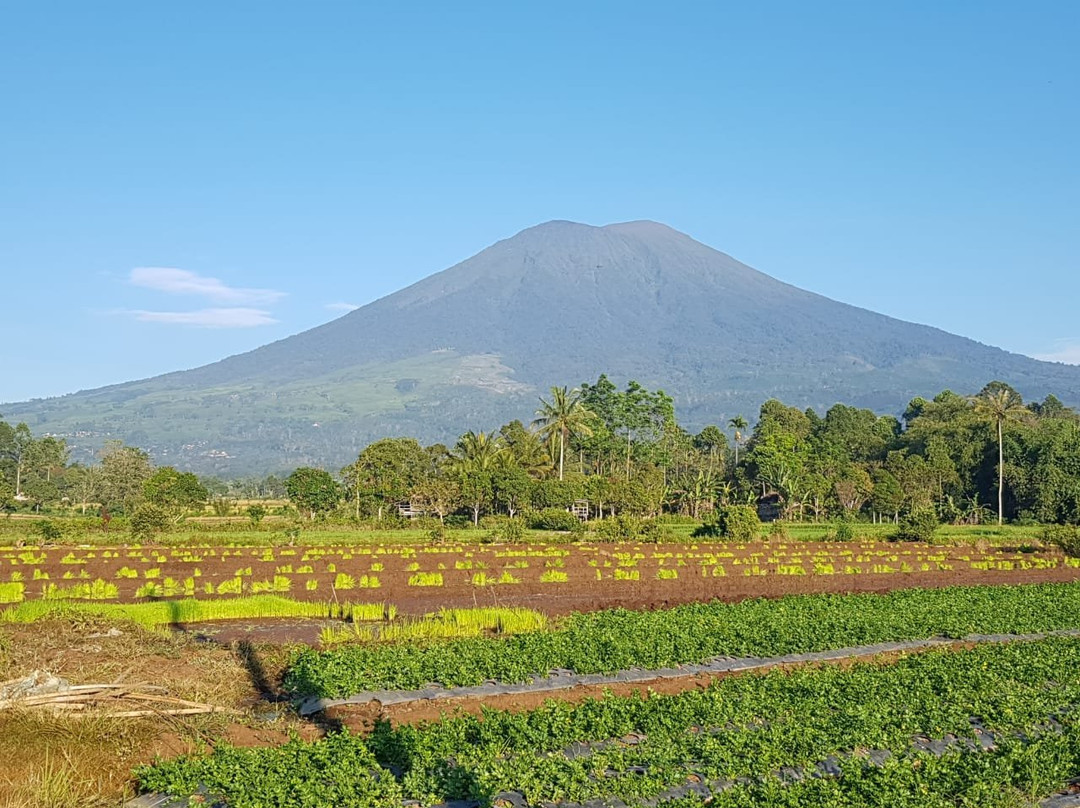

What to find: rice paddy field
left=5, top=528, right=1080, bottom=806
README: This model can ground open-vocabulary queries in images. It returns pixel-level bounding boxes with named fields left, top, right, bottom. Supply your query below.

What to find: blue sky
left=1, top=1, right=1077, bottom=402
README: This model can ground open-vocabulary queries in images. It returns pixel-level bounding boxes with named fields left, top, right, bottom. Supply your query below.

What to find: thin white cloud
left=1032, top=339, right=1080, bottom=365
left=130, top=267, right=285, bottom=305
left=125, top=308, right=279, bottom=328
left=325, top=302, right=360, bottom=312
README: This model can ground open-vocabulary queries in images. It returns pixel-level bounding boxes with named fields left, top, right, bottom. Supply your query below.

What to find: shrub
left=130, top=504, right=171, bottom=540
left=893, top=509, right=939, bottom=543
left=34, top=520, right=65, bottom=544
left=640, top=519, right=673, bottom=543
left=693, top=505, right=761, bottom=542
left=766, top=520, right=789, bottom=541
left=1043, top=524, right=1080, bottom=557
left=595, top=514, right=642, bottom=542
left=211, top=498, right=232, bottom=517
left=527, top=508, right=581, bottom=532
left=832, top=520, right=856, bottom=542
left=246, top=504, right=267, bottom=525
left=444, top=515, right=472, bottom=529
left=487, top=517, right=526, bottom=542
left=428, top=525, right=449, bottom=544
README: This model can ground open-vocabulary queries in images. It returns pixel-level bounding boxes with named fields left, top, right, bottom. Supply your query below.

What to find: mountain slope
left=6, top=220, right=1079, bottom=473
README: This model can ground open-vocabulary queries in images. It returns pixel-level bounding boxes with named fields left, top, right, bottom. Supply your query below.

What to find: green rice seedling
left=9, top=571, right=23, bottom=582
left=369, top=562, right=384, bottom=572
left=144, top=568, right=161, bottom=579
left=437, top=607, right=547, bottom=635
left=319, top=626, right=353, bottom=646
left=497, top=571, right=520, bottom=585
left=0, top=581, right=25, bottom=603
left=540, top=570, right=568, bottom=583
left=406, top=562, right=420, bottom=572
left=408, top=572, right=443, bottom=587
left=358, top=575, right=380, bottom=589
left=471, top=572, right=497, bottom=586
left=2, top=595, right=352, bottom=631
left=216, top=577, right=243, bottom=595
left=41, top=580, right=119, bottom=600
left=136, top=582, right=164, bottom=598
left=305, top=579, right=318, bottom=592
left=251, top=576, right=292, bottom=594
left=614, top=568, right=639, bottom=581
left=656, top=569, right=678, bottom=580
left=297, top=565, right=314, bottom=574
left=275, top=564, right=294, bottom=574
left=334, top=573, right=356, bottom=590
left=347, top=602, right=394, bottom=622
left=116, top=567, right=138, bottom=579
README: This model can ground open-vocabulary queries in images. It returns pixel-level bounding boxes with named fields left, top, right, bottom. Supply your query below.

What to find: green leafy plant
left=693, top=505, right=761, bottom=541
left=1044, top=524, right=1080, bottom=557
left=894, top=509, right=939, bottom=543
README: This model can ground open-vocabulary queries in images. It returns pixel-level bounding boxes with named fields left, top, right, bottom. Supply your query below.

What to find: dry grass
left=0, top=616, right=307, bottom=807
left=0, top=710, right=153, bottom=807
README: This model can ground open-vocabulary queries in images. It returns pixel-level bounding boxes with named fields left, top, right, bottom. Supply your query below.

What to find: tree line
left=4, top=376, right=1079, bottom=527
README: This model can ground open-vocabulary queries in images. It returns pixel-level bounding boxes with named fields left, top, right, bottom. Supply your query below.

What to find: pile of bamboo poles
left=0, top=676, right=236, bottom=718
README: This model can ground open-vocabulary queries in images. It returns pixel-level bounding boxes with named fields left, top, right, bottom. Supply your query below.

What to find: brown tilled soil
left=3, top=539, right=1080, bottom=805
left=10, top=540, right=1079, bottom=618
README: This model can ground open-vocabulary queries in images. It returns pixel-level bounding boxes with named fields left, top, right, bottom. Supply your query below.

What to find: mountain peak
left=5, top=220, right=1079, bottom=473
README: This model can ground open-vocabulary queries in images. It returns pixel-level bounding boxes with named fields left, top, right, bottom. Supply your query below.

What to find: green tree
left=694, top=425, right=728, bottom=476
left=532, top=386, right=593, bottom=481
left=458, top=470, right=493, bottom=526
left=971, top=382, right=1031, bottom=525
left=99, top=441, right=153, bottom=514
left=285, top=467, right=341, bottom=519
left=144, top=467, right=209, bottom=521
left=410, top=476, right=461, bottom=523
left=342, top=438, right=428, bottom=520
left=499, top=420, right=554, bottom=477
left=491, top=467, right=534, bottom=518
left=871, top=469, right=904, bottom=523
left=452, top=431, right=506, bottom=472
left=0, top=422, right=34, bottom=499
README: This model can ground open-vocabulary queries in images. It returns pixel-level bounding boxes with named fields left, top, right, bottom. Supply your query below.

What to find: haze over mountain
left=6, top=220, right=1080, bottom=474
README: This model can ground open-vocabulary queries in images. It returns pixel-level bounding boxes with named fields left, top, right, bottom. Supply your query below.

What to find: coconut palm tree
left=532, top=386, right=593, bottom=481
left=451, top=431, right=506, bottom=472
left=728, top=415, right=749, bottom=469
left=970, top=384, right=1030, bottom=525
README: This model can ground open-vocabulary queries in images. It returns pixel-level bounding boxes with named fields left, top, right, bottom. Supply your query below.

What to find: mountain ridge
left=4, top=220, right=1078, bottom=474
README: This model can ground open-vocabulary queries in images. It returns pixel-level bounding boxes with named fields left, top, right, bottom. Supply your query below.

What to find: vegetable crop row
left=286, top=582, right=1080, bottom=696
left=142, top=635, right=1080, bottom=806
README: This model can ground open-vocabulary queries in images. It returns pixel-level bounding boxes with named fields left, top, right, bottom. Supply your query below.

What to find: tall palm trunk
left=997, top=418, right=1004, bottom=526
left=558, top=429, right=565, bottom=481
